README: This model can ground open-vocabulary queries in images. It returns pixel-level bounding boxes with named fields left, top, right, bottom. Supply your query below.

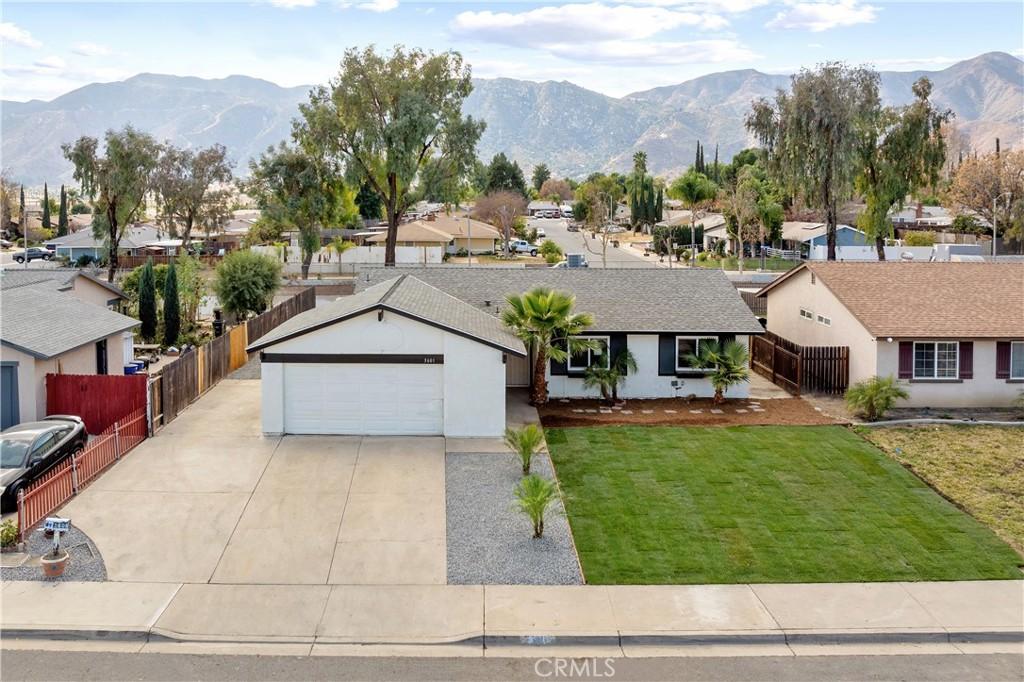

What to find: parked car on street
left=13, top=247, right=53, bottom=264
left=0, top=416, right=87, bottom=512
left=535, top=227, right=546, bottom=239
left=507, top=240, right=539, bottom=256
left=0, top=238, right=13, bottom=249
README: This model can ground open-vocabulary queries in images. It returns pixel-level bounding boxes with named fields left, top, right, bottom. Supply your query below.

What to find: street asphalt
left=1, top=650, right=1020, bottom=682
left=528, top=217, right=656, bottom=269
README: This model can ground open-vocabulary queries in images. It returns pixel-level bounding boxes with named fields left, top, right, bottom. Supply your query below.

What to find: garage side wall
left=443, top=333, right=506, bottom=437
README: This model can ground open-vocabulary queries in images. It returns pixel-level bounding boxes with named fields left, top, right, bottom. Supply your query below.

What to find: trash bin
left=612, top=240, right=620, bottom=248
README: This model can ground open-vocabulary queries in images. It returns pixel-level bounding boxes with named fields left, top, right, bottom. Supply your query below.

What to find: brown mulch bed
left=538, top=397, right=840, bottom=428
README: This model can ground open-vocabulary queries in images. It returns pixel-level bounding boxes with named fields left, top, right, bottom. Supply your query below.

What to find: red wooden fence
left=17, top=408, right=147, bottom=541
left=46, top=373, right=148, bottom=434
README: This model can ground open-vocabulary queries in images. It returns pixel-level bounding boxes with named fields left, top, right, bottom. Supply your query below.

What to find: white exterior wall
left=0, top=333, right=126, bottom=423
left=877, top=339, right=1022, bottom=408
left=765, top=268, right=878, bottom=385
left=808, top=245, right=933, bottom=261
left=259, top=309, right=509, bottom=437
left=545, top=334, right=751, bottom=400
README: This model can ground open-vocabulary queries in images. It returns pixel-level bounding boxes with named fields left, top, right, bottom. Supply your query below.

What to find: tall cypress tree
left=139, top=259, right=157, bottom=342
left=713, top=145, right=720, bottom=182
left=694, top=142, right=701, bottom=173
left=41, top=183, right=51, bottom=230
left=163, top=260, right=180, bottom=347
left=18, top=185, right=25, bottom=239
left=57, top=185, right=69, bottom=237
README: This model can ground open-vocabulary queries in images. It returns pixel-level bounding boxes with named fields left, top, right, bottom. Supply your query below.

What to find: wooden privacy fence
left=740, top=290, right=767, bottom=318
left=17, top=408, right=147, bottom=540
left=45, top=373, right=148, bottom=434
left=117, top=254, right=222, bottom=269
left=151, top=288, right=314, bottom=429
left=751, top=331, right=849, bottom=396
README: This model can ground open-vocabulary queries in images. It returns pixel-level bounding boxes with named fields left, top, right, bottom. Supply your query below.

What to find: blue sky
left=2, top=1, right=1022, bottom=102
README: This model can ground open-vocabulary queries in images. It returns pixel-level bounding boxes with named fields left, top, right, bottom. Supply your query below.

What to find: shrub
left=697, top=251, right=709, bottom=262
left=514, top=474, right=559, bottom=538
left=0, top=519, right=17, bottom=548
left=74, top=254, right=95, bottom=268
left=544, top=252, right=561, bottom=264
left=903, top=230, right=936, bottom=247
left=539, top=239, right=562, bottom=258
left=845, top=375, right=909, bottom=421
left=456, top=247, right=469, bottom=257
left=212, top=250, right=282, bottom=319
left=504, top=424, right=546, bottom=475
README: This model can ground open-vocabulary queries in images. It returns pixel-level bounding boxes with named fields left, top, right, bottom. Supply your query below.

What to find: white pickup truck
left=506, top=240, right=539, bottom=256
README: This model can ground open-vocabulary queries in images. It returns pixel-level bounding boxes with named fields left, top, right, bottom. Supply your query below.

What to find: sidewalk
left=2, top=580, right=1021, bottom=653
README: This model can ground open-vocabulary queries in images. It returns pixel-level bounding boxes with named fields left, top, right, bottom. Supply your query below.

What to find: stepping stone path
left=600, top=410, right=613, bottom=414
left=585, top=409, right=598, bottom=414
left=559, top=399, right=570, bottom=403
left=642, top=410, right=654, bottom=414
left=735, top=409, right=748, bottom=414
left=664, top=410, right=677, bottom=414
left=571, top=409, right=584, bottom=413
left=621, top=410, right=633, bottom=414
left=690, top=409, right=703, bottom=414
left=710, top=409, right=724, bottom=414
left=752, top=407, right=766, bottom=412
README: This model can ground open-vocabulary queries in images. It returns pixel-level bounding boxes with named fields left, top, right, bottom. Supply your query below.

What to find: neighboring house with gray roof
left=0, top=268, right=127, bottom=310
left=248, top=274, right=526, bottom=438
left=356, top=268, right=763, bottom=402
left=45, top=224, right=171, bottom=261
left=1, top=285, right=140, bottom=429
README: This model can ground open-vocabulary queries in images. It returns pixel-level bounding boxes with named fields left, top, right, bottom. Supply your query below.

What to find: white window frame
left=1010, top=341, right=1024, bottom=380
left=568, top=336, right=610, bottom=372
left=816, top=313, right=831, bottom=327
left=799, top=308, right=814, bottom=321
left=675, top=336, right=717, bottom=372
left=913, top=341, right=959, bottom=380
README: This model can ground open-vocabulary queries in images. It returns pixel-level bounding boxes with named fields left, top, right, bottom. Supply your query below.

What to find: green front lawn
left=546, top=425, right=1022, bottom=584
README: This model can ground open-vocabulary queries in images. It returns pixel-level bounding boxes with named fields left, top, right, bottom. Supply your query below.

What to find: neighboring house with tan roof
left=423, top=213, right=500, bottom=254
left=757, top=262, right=1024, bottom=407
left=365, top=221, right=453, bottom=248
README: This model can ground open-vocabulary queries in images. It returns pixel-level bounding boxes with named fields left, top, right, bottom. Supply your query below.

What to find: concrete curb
left=4, top=627, right=1021, bottom=648
left=857, top=418, right=1024, bottom=427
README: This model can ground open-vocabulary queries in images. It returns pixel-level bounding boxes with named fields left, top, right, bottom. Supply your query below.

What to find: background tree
left=138, top=259, right=157, bottom=342
left=153, top=144, right=233, bottom=247
left=247, top=143, right=342, bottom=278
left=720, top=168, right=761, bottom=274
left=485, top=152, right=528, bottom=196
left=62, top=126, right=161, bottom=281
left=297, top=46, right=484, bottom=266
left=41, top=183, right=51, bottom=230
left=531, top=164, right=551, bottom=193
left=538, top=178, right=572, bottom=203
left=855, top=78, right=952, bottom=259
left=416, top=153, right=469, bottom=210
left=163, top=260, right=180, bottom=346
left=57, top=185, right=69, bottom=237
left=668, top=170, right=718, bottom=248
left=18, top=185, right=25, bottom=234
left=627, top=152, right=661, bottom=232
left=944, top=150, right=1024, bottom=244
left=354, top=180, right=383, bottom=221
left=0, top=176, right=16, bottom=232
left=472, top=190, right=526, bottom=255
left=747, top=63, right=877, bottom=260
left=212, top=250, right=282, bottom=319
left=575, top=174, right=625, bottom=266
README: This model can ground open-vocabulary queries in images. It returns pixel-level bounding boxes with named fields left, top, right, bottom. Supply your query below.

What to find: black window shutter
left=898, top=342, right=914, bottom=379
left=958, top=342, right=973, bottom=380
left=995, top=342, right=1011, bottom=379
left=658, top=334, right=676, bottom=375
left=550, top=338, right=568, bottom=376
left=609, top=333, right=628, bottom=371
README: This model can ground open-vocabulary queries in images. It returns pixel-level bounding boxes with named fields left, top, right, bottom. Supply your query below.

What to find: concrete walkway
left=3, top=580, right=1020, bottom=652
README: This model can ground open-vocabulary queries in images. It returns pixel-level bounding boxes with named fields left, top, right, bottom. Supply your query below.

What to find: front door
left=0, top=364, right=18, bottom=429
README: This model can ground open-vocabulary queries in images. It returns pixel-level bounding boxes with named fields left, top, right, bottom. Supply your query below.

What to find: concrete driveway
left=61, top=380, right=446, bottom=585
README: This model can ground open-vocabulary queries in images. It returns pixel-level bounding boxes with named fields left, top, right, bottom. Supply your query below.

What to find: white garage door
left=283, top=363, right=443, bottom=435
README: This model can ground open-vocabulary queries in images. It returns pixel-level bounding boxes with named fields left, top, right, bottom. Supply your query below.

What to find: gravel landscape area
left=1, top=525, right=106, bottom=582
left=446, top=452, right=583, bottom=585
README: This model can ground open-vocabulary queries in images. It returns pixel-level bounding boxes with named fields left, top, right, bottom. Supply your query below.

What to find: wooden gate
left=751, top=332, right=849, bottom=396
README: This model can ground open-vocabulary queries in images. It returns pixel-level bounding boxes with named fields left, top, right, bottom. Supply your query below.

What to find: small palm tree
left=685, top=340, right=750, bottom=404
left=502, top=287, right=596, bottom=405
left=582, top=349, right=637, bottom=404
left=514, top=474, right=559, bottom=539
left=845, top=375, right=909, bottom=421
left=504, top=424, right=545, bottom=475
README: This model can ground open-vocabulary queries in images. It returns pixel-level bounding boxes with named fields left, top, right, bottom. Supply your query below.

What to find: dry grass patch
left=859, top=425, right=1024, bottom=557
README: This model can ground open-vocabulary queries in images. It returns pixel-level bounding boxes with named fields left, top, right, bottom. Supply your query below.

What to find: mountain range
left=3, top=52, right=1022, bottom=185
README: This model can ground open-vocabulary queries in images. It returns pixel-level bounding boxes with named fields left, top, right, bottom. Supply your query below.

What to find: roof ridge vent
left=379, top=274, right=406, bottom=304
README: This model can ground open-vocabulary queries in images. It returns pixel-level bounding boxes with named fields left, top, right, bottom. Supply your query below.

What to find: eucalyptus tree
left=153, top=144, right=234, bottom=247
left=747, top=63, right=877, bottom=260
left=63, top=126, right=162, bottom=281
left=296, top=46, right=484, bottom=266
left=855, top=78, right=951, bottom=260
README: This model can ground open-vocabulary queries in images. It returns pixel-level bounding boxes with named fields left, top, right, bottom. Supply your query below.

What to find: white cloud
left=620, top=0, right=769, bottom=12
left=358, top=0, right=398, bottom=12
left=451, top=3, right=727, bottom=46
left=547, top=39, right=757, bottom=65
left=268, top=0, right=316, bottom=8
left=71, top=42, right=112, bottom=57
left=32, top=56, right=67, bottom=71
left=0, top=22, right=42, bottom=49
left=767, top=0, right=877, bottom=32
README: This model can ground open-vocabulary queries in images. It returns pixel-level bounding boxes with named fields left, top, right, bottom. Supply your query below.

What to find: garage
left=248, top=275, right=526, bottom=438
left=283, top=363, right=443, bottom=435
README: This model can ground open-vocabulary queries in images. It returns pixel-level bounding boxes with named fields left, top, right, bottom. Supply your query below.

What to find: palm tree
left=504, top=424, right=545, bottom=475
left=514, top=474, right=559, bottom=538
left=685, top=340, right=750, bottom=404
left=845, top=375, right=909, bottom=421
left=582, top=349, right=637, bottom=405
left=501, top=287, right=596, bottom=405
left=328, top=236, right=353, bottom=262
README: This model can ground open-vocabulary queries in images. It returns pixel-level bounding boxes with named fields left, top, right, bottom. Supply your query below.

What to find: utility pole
left=467, top=213, right=472, bottom=267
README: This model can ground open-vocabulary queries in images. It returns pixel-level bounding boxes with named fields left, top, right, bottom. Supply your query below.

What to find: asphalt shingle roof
left=356, top=267, right=764, bottom=334
left=0, top=268, right=126, bottom=299
left=759, top=262, right=1024, bottom=338
left=1, top=286, right=140, bottom=359
left=248, top=275, right=526, bottom=355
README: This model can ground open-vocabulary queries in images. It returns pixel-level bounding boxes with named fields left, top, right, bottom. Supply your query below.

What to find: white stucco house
left=0, top=281, right=139, bottom=429
left=758, top=261, right=1024, bottom=408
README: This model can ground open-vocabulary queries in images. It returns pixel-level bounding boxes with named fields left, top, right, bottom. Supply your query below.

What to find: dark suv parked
left=0, top=416, right=87, bottom=512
